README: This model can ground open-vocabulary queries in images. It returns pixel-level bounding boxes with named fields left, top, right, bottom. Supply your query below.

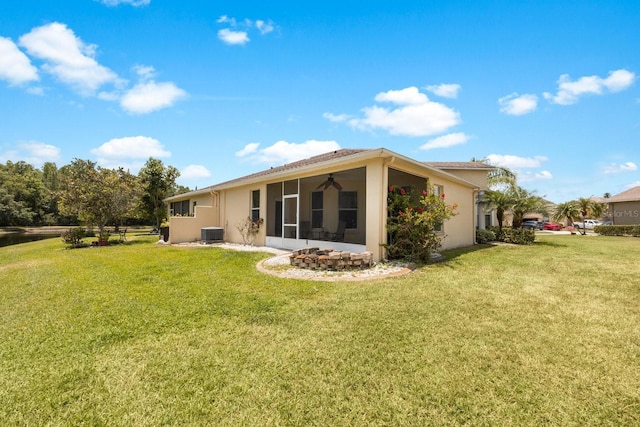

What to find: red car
left=543, top=222, right=563, bottom=231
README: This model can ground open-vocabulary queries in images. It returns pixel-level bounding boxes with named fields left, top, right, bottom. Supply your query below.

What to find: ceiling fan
left=316, top=173, right=342, bottom=191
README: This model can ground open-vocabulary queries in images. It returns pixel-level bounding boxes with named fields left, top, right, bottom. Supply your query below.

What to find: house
left=164, top=148, right=494, bottom=262
left=605, top=186, right=640, bottom=225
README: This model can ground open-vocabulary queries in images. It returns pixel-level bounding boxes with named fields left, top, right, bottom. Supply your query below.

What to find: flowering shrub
left=385, top=184, right=458, bottom=263
left=236, top=216, right=264, bottom=245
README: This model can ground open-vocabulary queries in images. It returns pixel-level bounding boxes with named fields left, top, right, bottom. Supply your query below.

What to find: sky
left=1, top=0, right=639, bottom=203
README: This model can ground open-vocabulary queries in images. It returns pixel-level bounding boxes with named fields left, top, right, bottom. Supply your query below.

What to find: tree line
left=0, top=157, right=188, bottom=233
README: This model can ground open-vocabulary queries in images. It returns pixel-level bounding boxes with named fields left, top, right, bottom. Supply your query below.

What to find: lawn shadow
left=417, top=243, right=499, bottom=270
left=440, top=243, right=499, bottom=261
left=533, top=240, right=568, bottom=248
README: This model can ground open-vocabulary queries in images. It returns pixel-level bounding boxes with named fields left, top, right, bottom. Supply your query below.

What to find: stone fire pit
left=290, top=247, right=374, bottom=271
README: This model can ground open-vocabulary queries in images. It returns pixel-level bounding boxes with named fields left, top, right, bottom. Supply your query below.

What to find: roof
left=606, top=186, right=640, bottom=203
left=165, top=148, right=481, bottom=202
left=213, top=148, right=372, bottom=189
left=424, top=161, right=494, bottom=170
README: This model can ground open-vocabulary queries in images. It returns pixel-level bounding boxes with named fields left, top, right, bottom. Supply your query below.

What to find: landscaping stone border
left=290, top=247, right=374, bottom=271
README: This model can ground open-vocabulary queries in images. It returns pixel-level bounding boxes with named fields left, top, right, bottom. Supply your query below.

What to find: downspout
left=472, top=188, right=480, bottom=244
left=381, top=156, right=396, bottom=260
left=210, top=189, right=220, bottom=226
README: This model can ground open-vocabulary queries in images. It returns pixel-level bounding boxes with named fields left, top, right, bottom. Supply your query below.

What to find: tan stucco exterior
left=164, top=148, right=487, bottom=261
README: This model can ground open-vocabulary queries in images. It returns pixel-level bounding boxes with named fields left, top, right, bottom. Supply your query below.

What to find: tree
left=471, top=157, right=517, bottom=189
left=590, top=201, right=607, bottom=219
left=510, top=186, right=546, bottom=228
left=484, top=190, right=513, bottom=231
left=553, top=201, right=580, bottom=227
left=0, top=161, right=54, bottom=226
left=138, top=158, right=180, bottom=230
left=58, top=159, right=141, bottom=236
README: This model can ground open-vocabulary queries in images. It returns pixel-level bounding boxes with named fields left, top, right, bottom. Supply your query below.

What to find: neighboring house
left=605, top=186, right=640, bottom=225
left=423, top=161, right=496, bottom=229
left=164, top=148, right=493, bottom=262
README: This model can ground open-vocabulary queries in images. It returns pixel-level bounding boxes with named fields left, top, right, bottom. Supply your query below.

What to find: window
left=170, top=200, right=190, bottom=216
left=311, top=191, right=323, bottom=229
left=338, top=191, right=358, bottom=229
left=251, top=190, right=260, bottom=221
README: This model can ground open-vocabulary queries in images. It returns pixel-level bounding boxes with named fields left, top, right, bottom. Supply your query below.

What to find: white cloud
left=255, top=20, right=275, bottom=35
left=217, top=15, right=236, bottom=25
left=420, top=132, right=470, bottom=150
left=498, top=93, right=538, bottom=115
left=1, top=141, right=61, bottom=166
left=236, top=142, right=260, bottom=157
left=486, top=154, right=548, bottom=169
left=19, top=22, right=120, bottom=95
left=425, top=83, right=461, bottom=99
left=132, top=64, right=156, bottom=81
left=120, top=81, right=186, bottom=114
left=99, top=0, right=150, bottom=6
left=374, top=86, right=429, bottom=105
left=7, top=141, right=61, bottom=166
left=180, top=165, right=211, bottom=180
left=338, top=86, right=460, bottom=137
left=91, top=136, right=171, bottom=162
left=237, top=140, right=341, bottom=164
left=218, top=29, right=250, bottom=45
left=486, top=154, right=552, bottom=183
left=603, top=161, right=638, bottom=174
left=519, top=170, right=553, bottom=183
left=322, top=112, right=351, bottom=122
left=543, top=69, right=636, bottom=105
left=0, top=36, right=39, bottom=85
left=625, top=181, right=640, bottom=189
left=216, top=15, right=276, bottom=45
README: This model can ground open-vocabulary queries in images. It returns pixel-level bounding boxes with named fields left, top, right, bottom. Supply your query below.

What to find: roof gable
left=165, top=147, right=482, bottom=202
left=607, top=186, right=640, bottom=203
left=213, top=149, right=372, bottom=188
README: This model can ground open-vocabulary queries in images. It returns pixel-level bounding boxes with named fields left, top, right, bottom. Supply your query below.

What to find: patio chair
left=300, top=221, right=311, bottom=239
left=330, top=221, right=346, bottom=242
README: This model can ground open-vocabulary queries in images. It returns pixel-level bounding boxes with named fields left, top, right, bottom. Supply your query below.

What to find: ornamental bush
left=595, top=225, right=640, bottom=236
left=385, top=184, right=458, bottom=263
left=61, top=227, right=87, bottom=248
left=476, top=228, right=496, bottom=244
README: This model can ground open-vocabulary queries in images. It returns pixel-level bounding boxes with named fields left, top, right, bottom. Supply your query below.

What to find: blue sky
left=1, top=0, right=638, bottom=203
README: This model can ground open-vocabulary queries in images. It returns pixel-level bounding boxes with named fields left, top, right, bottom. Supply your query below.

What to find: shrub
left=476, top=228, right=496, bottom=244
left=506, top=228, right=535, bottom=244
left=486, top=226, right=534, bottom=244
left=61, top=227, right=87, bottom=248
left=385, top=184, right=458, bottom=263
left=595, top=225, right=640, bottom=236
left=235, top=217, right=264, bottom=246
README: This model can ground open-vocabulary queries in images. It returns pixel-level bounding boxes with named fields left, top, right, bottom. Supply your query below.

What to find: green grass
left=1, top=234, right=639, bottom=426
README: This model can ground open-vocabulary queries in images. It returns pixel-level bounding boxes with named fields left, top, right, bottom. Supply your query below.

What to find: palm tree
left=509, top=186, right=546, bottom=228
left=484, top=190, right=513, bottom=232
left=471, top=157, right=517, bottom=189
left=553, top=201, right=581, bottom=234
left=590, top=201, right=607, bottom=219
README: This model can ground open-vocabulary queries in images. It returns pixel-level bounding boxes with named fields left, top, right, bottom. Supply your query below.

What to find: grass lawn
left=1, top=233, right=639, bottom=426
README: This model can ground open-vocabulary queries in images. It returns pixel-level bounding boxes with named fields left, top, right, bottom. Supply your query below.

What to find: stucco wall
left=430, top=179, right=475, bottom=250
left=220, top=184, right=266, bottom=246
left=611, top=201, right=640, bottom=225
left=169, top=205, right=217, bottom=243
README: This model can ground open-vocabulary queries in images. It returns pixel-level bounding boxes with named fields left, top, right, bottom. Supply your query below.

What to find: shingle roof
left=424, top=161, right=494, bottom=170
left=165, top=147, right=484, bottom=202
left=211, top=148, right=373, bottom=188
left=606, top=186, right=640, bottom=203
